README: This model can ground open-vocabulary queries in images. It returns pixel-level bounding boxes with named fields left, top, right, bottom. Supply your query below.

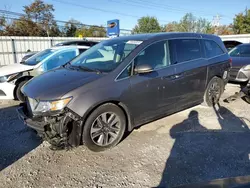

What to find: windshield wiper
left=71, top=65, right=102, bottom=74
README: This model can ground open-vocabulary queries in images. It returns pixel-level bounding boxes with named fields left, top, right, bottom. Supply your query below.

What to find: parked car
left=20, top=40, right=99, bottom=63
left=223, top=40, right=242, bottom=51
left=54, top=40, right=99, bottom=47
left=18, top=33, right=230, bottom=152
left=229, top=43, right=250, bottom=83
left=0, top=45, right=89, bottom=101
left=20, top=52, right=37, bottom=63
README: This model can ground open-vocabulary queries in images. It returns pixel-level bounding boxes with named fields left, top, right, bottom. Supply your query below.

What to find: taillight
left=229, top=58, right=232, bottom=67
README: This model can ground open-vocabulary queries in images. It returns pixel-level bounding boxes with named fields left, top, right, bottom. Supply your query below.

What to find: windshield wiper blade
left=74, top=65, right=102, bottom=74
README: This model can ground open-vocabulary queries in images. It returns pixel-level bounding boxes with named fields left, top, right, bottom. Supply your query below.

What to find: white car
left=0, top=45, right=89, bottom=101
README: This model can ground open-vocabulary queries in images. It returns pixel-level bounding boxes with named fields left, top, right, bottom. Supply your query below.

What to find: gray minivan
left=18, top=33, right=231, bottom=152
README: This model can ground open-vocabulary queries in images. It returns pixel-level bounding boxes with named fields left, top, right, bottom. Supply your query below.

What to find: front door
left=127, top=40, right=176, bottom=125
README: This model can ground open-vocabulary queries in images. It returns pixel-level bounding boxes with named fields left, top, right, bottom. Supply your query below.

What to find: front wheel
left=82, top=103, right=126, bottom=152
left=16, top=80, right=28, bottom=102
left=203, top=76, right=224, bottom=107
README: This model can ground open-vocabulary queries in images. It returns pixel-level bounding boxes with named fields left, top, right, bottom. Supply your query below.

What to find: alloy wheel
left=90, top=112, right=121, bottom=146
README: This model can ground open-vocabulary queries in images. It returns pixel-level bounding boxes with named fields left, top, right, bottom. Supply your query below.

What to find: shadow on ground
left=0, top=105, right=41, bottom=171
left=158, top=104, right=250, bottom=187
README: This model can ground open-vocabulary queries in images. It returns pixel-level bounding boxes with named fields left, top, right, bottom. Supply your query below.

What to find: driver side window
left=134, top=40, right=170, bottom=70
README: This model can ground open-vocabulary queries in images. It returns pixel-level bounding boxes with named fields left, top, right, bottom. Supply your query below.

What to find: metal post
left=11, top=39, right=17, bottom=64
left=50, top=38, right=53, bottom=47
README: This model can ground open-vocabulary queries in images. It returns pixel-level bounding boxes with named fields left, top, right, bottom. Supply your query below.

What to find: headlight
left=30, top=97, right=72, bottom=113
left=243, top=65, right=250, bottom=71
left=0, top=73, right=18, bottom=83
left=0, top=76, right=7, bottom=83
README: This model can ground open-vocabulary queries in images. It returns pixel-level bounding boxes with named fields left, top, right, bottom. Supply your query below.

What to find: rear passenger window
left=169, top=39, right=201, bottom=63
left=204, top=40, right=224, bottom=58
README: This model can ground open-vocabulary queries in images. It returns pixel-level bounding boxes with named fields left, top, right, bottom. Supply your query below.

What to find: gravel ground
left=0, top=84, right=250, bottom=188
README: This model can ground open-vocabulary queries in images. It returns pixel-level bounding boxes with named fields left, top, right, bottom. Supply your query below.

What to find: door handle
left=163, top=74, right=183, bottom=80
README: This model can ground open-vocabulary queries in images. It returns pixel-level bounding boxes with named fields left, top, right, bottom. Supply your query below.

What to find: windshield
left=228, top=46, right=240, bottom=57
left=23, top=49, right=58, bottom=66
left=70, top=39, right=142, bottom=72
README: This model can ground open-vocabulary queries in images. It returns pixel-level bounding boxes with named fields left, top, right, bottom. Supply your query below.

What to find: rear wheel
left=203, top=76, right=224, bottom=107
left=16, top=80, right=28, bottom=102
left=82, top=103, right=126, bottom=152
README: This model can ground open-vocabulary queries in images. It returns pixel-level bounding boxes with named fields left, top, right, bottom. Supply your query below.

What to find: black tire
left=203, top=76, right=224, bottom=107
left=16, top=80, right=28, bottom=102
left=82, top=103, right=126, bottom=152
left=242, top=96, right=250, bottom=104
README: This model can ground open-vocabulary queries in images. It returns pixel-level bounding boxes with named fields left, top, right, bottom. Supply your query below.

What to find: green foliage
left=0, top=0, right=104, bottom=37
left=163, top=13, right=212, bottom=34
left=75, top=26, right=106, bottom=37
left=132, top=16, right=161, bottom=34
left=233, top=8, right=250, bottom=34
left=63, top=19, right=81, bottom=37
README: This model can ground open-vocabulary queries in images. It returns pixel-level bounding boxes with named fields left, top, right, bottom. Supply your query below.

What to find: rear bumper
left=0, top=82, right=15, bottom=99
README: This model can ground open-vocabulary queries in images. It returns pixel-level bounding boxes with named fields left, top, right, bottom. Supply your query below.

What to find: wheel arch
left=81, top=100, right=133, bottom=132
left=13, top=76, right=33, bottom=99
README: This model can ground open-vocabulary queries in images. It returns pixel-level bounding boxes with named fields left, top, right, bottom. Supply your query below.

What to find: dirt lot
left=0, top=84, right=250, bottom=188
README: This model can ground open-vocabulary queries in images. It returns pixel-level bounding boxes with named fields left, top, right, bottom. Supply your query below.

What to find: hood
left=0, top=64, right=34, bottom=77
left=22, top=67, right=103, bottom=100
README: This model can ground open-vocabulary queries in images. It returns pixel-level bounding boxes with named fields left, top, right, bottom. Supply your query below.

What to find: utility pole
left=212, top=14, right=221, bottom=35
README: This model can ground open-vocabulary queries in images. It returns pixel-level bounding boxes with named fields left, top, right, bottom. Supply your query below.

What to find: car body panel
left=22, top=67, right=103, bottom=100
left=229, top=43, right=250, bottom=82
left=0, top=82, right=15, bottom=99
left=0, top=64, right=34, bottom=77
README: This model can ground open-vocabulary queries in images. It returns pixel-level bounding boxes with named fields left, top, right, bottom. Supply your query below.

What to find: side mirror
left=134, top=64, right=153, bottom=74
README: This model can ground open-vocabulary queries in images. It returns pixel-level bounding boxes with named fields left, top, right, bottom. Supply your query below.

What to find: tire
left=242, top=96, right=250, bottom=104
left=203, top=76, right=224, bottom=107
left=16, top=80, right=28, bottom=102
left=82, top=103, right=126, bottom=152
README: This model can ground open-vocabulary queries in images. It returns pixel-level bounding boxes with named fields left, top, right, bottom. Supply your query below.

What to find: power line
left=0, top=9, right=132, bottom=31
left=50, top=0, right=171, bottom=23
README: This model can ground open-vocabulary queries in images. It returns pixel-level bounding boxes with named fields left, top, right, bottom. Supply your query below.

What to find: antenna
left=212, top=14, right=221, bottom=34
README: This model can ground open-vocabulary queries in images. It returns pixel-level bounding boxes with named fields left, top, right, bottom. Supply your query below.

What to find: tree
left=132, top=16, right=161, bottom=34
left=162, top=13, right=212, bottom=34
left=163, top=21, right=179, bottom=32
left=233, top=8, right=250, bottom=34
left=23, top=0, right=56, bottom=36
left=214, top=25, right=234, bottom=35
left=75, top=25, right=106, bottom=37
left=63, top=19, right=81, bottom=37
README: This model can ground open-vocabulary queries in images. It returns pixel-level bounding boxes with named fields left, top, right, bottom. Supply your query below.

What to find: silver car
left=229, top=43, right=250, bottom=83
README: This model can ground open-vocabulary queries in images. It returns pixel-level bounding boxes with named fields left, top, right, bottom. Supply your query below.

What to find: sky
left=0, top=0, right=249, bottom=30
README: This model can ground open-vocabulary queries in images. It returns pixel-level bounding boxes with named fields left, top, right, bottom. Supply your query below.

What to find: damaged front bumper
left=17, top=103, right=83, bottom=149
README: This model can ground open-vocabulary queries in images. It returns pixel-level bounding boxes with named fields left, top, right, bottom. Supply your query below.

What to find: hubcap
left=90, top=112, right=121, bottom=146
left=208, top=80, right=221, bottom=104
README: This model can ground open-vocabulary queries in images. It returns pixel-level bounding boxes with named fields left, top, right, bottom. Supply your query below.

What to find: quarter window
left=204, top=40, right=224, bottom=58
left=169, top=39, right=201, bottom=63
